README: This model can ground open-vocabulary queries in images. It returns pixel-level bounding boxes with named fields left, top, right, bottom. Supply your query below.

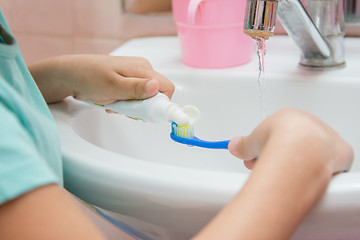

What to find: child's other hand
left=228, top=108, right=353, bottom=175
left=193, top=108, right=353, bottom=240
left=30, top=55, right=175, bottom=104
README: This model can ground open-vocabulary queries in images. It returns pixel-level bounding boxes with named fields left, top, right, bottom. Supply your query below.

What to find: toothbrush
left=83, top=94, right=229, bottom=149
left=170, top=122, right=230, bottom=149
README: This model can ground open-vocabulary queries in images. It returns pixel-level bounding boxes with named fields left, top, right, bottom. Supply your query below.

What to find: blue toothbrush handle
left=170, top=133, right=230, bottom=149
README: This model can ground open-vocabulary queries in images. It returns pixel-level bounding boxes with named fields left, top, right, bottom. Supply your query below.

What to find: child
left=0, top=8, right=353, bottom=240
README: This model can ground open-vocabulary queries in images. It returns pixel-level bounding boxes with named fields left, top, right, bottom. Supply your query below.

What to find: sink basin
left=50, top=36, right=360, bottom=239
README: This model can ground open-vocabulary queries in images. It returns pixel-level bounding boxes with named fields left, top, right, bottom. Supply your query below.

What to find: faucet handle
left=244, top=0, right=345, bottom=69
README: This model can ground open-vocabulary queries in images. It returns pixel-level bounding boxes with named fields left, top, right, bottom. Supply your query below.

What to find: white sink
left=50, top=36, right=360, bottom=239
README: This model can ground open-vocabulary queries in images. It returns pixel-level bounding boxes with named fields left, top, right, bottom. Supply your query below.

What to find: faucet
left=243, top=0, right=346, bottom=69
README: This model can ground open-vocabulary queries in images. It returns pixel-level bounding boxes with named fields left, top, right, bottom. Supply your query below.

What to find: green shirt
left=0, top=9, right=62, bottom=204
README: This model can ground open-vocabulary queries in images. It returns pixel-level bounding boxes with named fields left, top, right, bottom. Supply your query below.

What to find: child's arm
left=0, top=184, right=109, bottom=240
left=193, top=108, right=353, bottom=240
left=28, top=54, right=175, bottom=104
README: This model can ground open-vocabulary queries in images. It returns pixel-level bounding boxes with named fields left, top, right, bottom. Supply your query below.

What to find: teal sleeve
left=0, top=103, right=58, bottom=204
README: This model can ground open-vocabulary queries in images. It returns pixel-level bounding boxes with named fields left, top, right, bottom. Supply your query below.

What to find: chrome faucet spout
left=244, top=0, right=346, bottom=69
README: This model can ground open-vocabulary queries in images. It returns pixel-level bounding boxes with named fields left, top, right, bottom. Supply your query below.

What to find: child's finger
left=116, top=77, right=160, bottom=100
left=228, top=136, right=259, bottom=161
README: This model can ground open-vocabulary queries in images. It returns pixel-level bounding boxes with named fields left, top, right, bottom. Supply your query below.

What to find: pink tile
left=2, top=0, right=73, bottom=36
left=73, top=37, right=124, bottom=55
left=0, top=1, right=19, bottom=29
left=119, top=14, right=176, bottom=40
left=0, top=1, right=15, bottom=19
left=74, top=0, right=123, bottom=39
left=345, top=24, right=360, bottom=37
left=274, top=18, right=287, bottom=35
left=15, top=33, right=74, bottom=64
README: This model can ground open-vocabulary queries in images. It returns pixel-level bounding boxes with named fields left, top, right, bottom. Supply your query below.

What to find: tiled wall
left=1, top=0, right=358, bottom=65
left=0, top=0, right=176, bottom=64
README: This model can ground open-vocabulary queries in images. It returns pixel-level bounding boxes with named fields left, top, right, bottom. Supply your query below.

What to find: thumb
left=228, top=136, right=258, bottom=161
left=122, top=78, right=160, bottom=99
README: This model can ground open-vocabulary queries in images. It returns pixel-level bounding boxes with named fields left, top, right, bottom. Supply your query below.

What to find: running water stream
left=256, top=37, right=266, bottom=120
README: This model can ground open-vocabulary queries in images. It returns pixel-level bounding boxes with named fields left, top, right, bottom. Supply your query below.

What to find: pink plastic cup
left=172, top=0, right=254, bottom=68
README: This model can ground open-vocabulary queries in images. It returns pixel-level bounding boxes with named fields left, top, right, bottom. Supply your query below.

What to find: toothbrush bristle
left=172, top=122, right=194, bottom=139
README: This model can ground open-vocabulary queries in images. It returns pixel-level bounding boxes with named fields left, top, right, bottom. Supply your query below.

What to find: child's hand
left=228, top=108, right=353, bottom=174
left=194, top=108, right=353, bottom=240
left=29, top=55, right=175, bottom=104
left=229, top=109, right=353, bottom=174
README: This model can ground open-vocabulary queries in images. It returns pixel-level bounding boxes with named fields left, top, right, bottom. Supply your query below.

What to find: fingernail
left=144, top=79, right=159, bottom=97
